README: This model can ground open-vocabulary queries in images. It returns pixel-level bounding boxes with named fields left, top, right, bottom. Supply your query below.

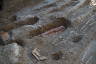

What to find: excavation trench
left=7, top=17, right=71, bottom=46
left=0, top=17, right=71, bottom=46
left=29, top=17, right=71, bottom=37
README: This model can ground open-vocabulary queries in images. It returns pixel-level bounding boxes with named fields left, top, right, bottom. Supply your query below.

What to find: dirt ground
left=0, top=0, right=96, bottom=64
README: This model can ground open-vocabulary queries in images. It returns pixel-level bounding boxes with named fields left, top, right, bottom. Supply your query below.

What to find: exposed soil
left=0, top=0, right=96, bottom=64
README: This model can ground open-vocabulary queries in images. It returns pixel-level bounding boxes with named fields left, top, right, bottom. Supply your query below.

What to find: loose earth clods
left=51, top=51, right=63, bottom=60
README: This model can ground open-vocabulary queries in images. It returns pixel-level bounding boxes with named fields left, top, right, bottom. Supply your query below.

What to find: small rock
left=0, top=43, right=22, bottom=64
left=0, top=30, right=25, bottom=46
left=0, top=31, right=13, bottom=45
left=0, top=43, right=33, bottom=64
left=90, top=0, right=96, bottom=6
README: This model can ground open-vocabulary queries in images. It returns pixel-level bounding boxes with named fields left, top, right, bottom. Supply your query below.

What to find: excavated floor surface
left=0, top=0, right=96, bottom=64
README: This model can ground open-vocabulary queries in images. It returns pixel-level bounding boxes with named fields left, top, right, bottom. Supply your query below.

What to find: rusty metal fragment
left=41, top=26, right=65, bottom=36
